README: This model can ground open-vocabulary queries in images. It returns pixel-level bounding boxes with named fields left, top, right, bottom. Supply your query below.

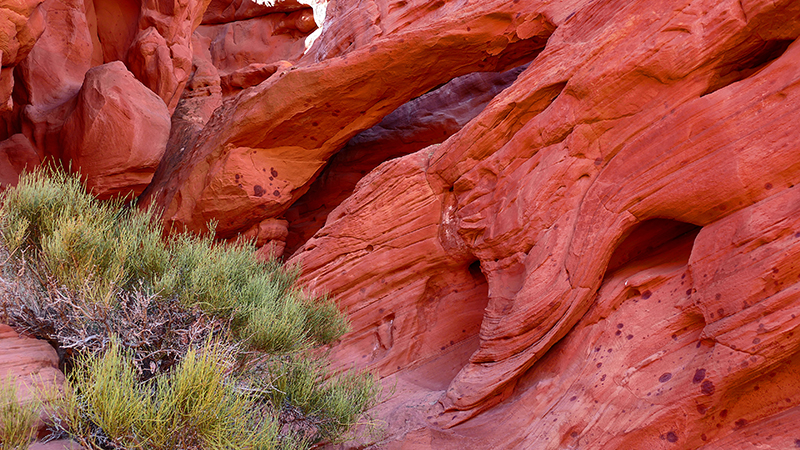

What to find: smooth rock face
left=0, top=133, right=39, bottom=187
left=0, top=324, right=65, bottom=436
left=61, top=62, right=170, bottom=199
left=18, top=0, right=95, bottom=158
left=2, top=0, right=800, bottom=448
left=194, top=6, right=314, bottom=97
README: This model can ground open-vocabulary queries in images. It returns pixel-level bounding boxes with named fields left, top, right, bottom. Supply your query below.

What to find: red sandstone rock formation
left=61, top=62, right=171, bottom=199
left=0, top=324, right=66, bottom=437
left=288, top=0, right=800, bottom=447
left=0, top=0, right=44, bottom=113
left=1, top=0, right=800, bottom=448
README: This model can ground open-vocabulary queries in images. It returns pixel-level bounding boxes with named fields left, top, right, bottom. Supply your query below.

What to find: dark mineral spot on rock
left=600, top=374, right=606, bottom=381
left=270, top=168, right=278, bottom=177
left=626, top=334, right=633, bottom=340
left=765, top=182, right=773, bottom=189
left=794, top=438, right=800, bottom=447
left=253, top=185, right=265, bottom=197
left=570, top=432, right=578, bottom=438
left=717, top=308, right=725, bottom=317
left=719, top=409, right=728, bottom=418
left=659, top=373, right=672, bottom=383
left=693, top=368, right=706, bottom=383
left=596, top=363, right=602, bottom=368
left=570, top=396, right=577, bottom=401
left=273, top=190, right=281, bottom=197
left=666, top=431, right=678, bottom=443
left=641, top=290, right=652, bottom=299
left=671, top=333, right=677, bottom=340
left=734, top=418, right=748, bottom=429
left=753, top=337, right=761, bottom=344
left=715, top=293, right=721, bottom=300
left=697, top=404, right=707, bottom=414
left=701, top=379, right=715, bottom=395
left=701, top=433, right=707, bottom=441
left=615, top=330, right=622, bottom=336
left=617, top=323, right=624, bottom=329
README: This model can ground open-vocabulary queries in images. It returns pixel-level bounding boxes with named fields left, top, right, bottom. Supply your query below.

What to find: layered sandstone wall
left=1, top=0, right=800, bottom=448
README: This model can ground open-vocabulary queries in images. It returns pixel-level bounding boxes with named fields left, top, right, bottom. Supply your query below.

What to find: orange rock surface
left=1, top=0, right=800, bottom=448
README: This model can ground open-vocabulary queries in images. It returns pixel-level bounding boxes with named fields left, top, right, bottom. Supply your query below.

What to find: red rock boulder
left=60, top=61, right=170, bottom=199
left=0, top=324, right=66, bottom=437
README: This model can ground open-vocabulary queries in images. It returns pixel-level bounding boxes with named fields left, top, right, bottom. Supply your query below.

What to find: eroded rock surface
left=61, top=62, right=171, bottom=199
left=287, top=0, right=800, bottom=447
left=1, top=0, right=800, bottom=448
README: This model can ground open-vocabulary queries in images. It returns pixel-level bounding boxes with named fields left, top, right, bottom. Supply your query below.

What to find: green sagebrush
left=60, top=341, right=279, bottom=450
left=0, top=376, right=39, bottom=450
left=0, top=166, right=379, bottom=449
left=0, top=165, right=348, bottom=352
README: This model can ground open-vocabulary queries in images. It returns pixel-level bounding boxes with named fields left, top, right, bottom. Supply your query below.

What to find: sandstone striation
left=1, top=0, right=800, bottom=448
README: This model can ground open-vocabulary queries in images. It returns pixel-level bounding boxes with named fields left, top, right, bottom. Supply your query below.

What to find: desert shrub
left=1, top=165, right=169, bottom=304
left=0, top=165, right=348, bottom=352
left=0, top=166, right=379, bottom=449
left=59, top=341, right=279, bottom=450
left=255, top=356, right=380, bottom=443
left=0, top=377, right=39, bottom=450
left=155, top=231, right=348, bottom=353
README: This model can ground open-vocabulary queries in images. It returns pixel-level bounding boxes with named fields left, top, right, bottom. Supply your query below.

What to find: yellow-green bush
left=61, top=342, right=279, bottom=450
left=0, top=166, right=379, bottom=449
left=0, top=377, right=39, bottom=450
left=0, top=165, right=347, bottom=352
